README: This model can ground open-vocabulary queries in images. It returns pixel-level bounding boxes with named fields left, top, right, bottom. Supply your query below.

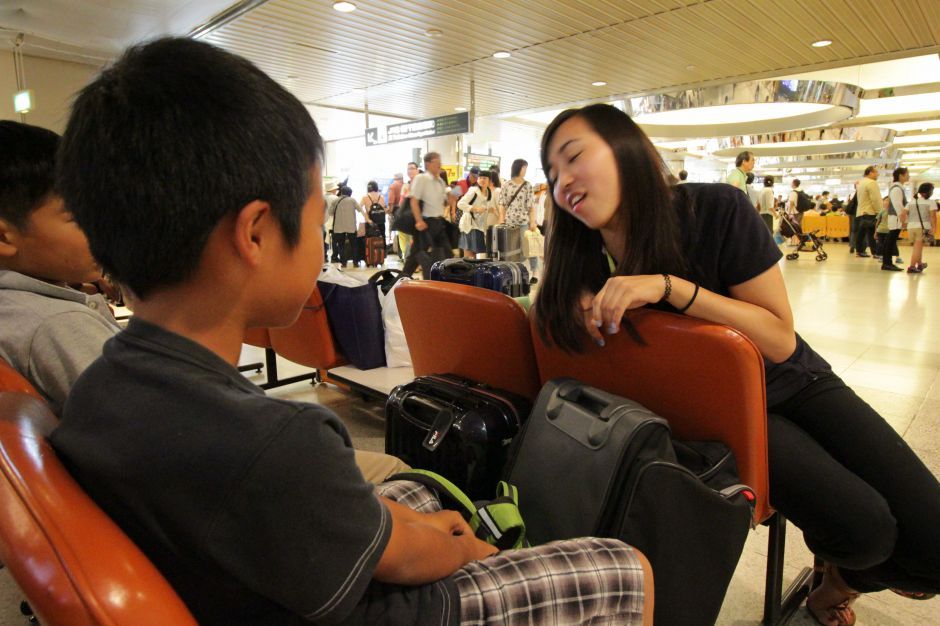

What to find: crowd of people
left=323, top=154, right=551, bottom=280
left=0, top=36, right=936, bottom=626
left=723, top=152, right=938, bottom=273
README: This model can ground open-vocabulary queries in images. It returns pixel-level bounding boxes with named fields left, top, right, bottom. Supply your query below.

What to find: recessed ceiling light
left=425, top=29, right=442, bottom=38
left=492, top=51, right=511, bottom=59
left=454, top=106, right=467, bottom=111
left=592, top=81, right=607, bottom=87
left=332, top=1, right=356, bottom=13
left=812, top=39, right=832, bottom=48
left=685, top=65, right=697, bottom=71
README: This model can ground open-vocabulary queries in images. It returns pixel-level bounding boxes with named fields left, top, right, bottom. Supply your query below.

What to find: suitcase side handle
left=401, top=394, right=458, bottom=452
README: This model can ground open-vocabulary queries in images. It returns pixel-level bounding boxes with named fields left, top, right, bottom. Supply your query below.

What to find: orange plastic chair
left=395, top=281, right=541, bottom=400
left=531, top=308, right=812, bottom=624
left=0, top=358, right=41, bottom=398
left=244, top=285, right=347, bottom=389
left=0, top=392, right=196, bottom=625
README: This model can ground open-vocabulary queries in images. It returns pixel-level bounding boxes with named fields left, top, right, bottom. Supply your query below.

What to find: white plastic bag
left=378, top=277, right=412, bottom=368
left=523, top=229, right=545, bottom=258
left=318, top=264, right=366, bottom=287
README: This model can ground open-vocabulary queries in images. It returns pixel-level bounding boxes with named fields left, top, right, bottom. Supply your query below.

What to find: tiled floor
left=0, top=241, right=937, bottom=624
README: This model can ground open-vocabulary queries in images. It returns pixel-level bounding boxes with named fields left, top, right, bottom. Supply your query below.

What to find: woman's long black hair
left=535, top=104, right=690, bottom=352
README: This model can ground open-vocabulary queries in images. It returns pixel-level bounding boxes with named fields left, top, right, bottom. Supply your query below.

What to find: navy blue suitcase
left=429, top=258, right=529, bottom=297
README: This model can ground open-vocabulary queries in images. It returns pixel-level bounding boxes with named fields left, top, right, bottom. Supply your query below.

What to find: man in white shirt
left=402, top=152, right=451, bottom=278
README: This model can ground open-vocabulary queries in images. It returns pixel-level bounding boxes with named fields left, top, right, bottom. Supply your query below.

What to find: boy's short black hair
left=0, top=121, right=60, bottom=229
left=57, top=37, right=324, bottom=299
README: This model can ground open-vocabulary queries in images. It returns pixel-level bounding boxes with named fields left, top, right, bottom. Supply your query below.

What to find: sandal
left=806, top=563, right=860, bottom=626
left=889, top=588, right=936, bottom=600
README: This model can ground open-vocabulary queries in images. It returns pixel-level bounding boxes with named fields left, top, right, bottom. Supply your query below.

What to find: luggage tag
left=422, top=406, right=457, bottom=451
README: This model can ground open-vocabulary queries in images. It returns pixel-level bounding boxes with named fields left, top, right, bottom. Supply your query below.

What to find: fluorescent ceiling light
left=454, top=106, right=467, bottom=111
left=332, top=1, right=356, bottom=12
left=875, top=121, right=940, bottom=132
left=825, top=178, right=841, bottom=185
left=777, top=54, right=940, bottom=90
left=894, top=133, right=940, bottom=145
left=592, top=81, right=607, bottom=87
left=636, top=102, right=834, bottom=126
left=812, top=40, right=832, bottom=48
left=425, top=29, right=442, bottom=37
left=900, top=145, right=940, bottom=152
left=857, top=92, right=940, bottom=118
left=900, top=152, right=940, bottom=160
left=492, top=51, right=511, bottom=59
left=653, top=140, right=694, bottom=150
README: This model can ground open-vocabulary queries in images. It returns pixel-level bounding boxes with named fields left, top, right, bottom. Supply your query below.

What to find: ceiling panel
left=197, top=0, right=940, bottom=120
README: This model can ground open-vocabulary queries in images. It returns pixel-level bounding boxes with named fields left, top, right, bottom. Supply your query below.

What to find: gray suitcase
left=486, top=225, right=524, bottom=261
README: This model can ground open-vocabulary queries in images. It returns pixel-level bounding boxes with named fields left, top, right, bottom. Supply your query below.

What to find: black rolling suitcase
left=386, top=374, right=531, bottom=500
left=505, top=378, right=755, bottom=626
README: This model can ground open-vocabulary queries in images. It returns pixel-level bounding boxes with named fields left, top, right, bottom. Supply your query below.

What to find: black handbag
left=391, top=199, right=421, bottom=236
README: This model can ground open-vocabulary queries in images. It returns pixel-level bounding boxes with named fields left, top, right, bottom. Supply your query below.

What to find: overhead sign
left=466, top=153, right=501, bottom=172
left=366, top=112, right=469, bottom=146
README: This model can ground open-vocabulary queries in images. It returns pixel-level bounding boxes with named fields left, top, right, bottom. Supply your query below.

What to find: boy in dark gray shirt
left=51, top=37, right=650, bottom=625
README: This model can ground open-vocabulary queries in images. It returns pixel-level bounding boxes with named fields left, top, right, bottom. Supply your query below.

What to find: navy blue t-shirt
left=51, top=318, right=459, bottom=625
left=607, top=183, right=831, bottom=407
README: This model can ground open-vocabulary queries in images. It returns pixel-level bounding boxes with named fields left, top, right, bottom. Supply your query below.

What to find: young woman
left=537, top=104, right=939, bottom=626
left=902, top=182, right=936, bottom=273
left=456, top=170, right=495, bottom=259
left=360, top=180, right=386, bottom=234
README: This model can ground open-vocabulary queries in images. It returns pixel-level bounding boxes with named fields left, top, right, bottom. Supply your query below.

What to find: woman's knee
left=810, top=497, right=898, bottom=569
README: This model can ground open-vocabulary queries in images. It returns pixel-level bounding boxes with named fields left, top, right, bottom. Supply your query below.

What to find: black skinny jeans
left=331, top=231, right=356, bottom=265
left=767, top=373, right=940, bottom=593
left=882, top=229, right=901, bottom=266
left=855, top=214, right=876, bottom=255
left=401, top=217, right=451, bottom=279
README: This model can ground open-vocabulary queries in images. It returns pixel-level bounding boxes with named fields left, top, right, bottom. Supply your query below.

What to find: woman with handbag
left=901, top=182, right=936, bottom=273
left=501, top=159, right=540, bottom=276
left=538, top=104, right=939, bottom=626
left=457, top=171, right=495, bottom=259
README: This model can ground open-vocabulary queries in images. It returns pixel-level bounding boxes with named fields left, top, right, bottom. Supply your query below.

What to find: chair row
left=393, top=279, right=814, bottom=625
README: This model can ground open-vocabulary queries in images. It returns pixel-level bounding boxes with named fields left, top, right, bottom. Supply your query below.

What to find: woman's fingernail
left=595, top=338, right=605, bottom=347
left=593, top=319, right=603, bottom=328
left=607, top=323, right=619, bottom=334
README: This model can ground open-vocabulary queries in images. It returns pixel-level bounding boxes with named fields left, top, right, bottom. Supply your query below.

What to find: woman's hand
left=586, top=275, right=666, bottom=340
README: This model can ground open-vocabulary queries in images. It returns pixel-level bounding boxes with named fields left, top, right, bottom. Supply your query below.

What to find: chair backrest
left=531, top=308, right=772, bottom=522
left=395, top=281, right=542, bottom=400
left=267, top=285, right=347, bottom=370
left=0, top=392, right=197, bottom=626
left=243, top=327, right=272, bottom=349
left=0, top=358, right=41, bottom=398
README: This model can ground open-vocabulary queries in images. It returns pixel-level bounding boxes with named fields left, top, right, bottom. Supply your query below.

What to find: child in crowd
left=0, top=121, right=121, bottom=414
left=50, top=38, right=651, bottom=625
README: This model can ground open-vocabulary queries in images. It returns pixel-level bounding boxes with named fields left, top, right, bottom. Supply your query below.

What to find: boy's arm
left=374, top=496, right=497, bottom=584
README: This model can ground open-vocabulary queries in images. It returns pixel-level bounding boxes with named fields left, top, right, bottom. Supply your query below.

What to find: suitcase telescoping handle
left=402, top=393, right=459, bottom=452
left=547, top=381, right=622, bottom=447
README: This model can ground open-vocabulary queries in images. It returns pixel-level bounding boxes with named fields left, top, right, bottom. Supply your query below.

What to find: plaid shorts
left=376, top=481, right=647, bottom=625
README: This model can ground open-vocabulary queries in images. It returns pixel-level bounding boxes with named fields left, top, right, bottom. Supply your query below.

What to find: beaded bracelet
left=661, top=274, right=672, bottom=302
left=677, top=283, right=700, bottom=314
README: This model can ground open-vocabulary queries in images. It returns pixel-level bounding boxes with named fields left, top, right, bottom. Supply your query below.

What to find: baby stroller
left=779, top=213, right=827, bottom=261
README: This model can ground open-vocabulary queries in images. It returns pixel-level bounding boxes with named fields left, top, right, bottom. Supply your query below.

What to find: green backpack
left=389, top=470, right=529, bottom=550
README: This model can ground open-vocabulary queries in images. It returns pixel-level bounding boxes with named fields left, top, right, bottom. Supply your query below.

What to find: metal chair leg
left=762, top=514, right=816, bottom=625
